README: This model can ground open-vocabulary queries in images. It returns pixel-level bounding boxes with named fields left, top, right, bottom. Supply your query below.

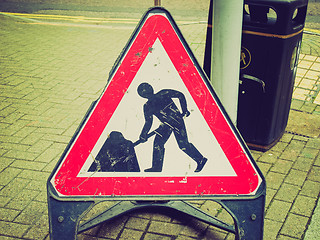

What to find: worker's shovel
left=88, top=131, right=156, bottom=172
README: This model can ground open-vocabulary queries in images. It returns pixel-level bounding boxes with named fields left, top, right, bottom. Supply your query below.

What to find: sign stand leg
left=48, top=193, right=94, bottom=240
left=220, top=193, right=266, bottom=240
left=48, top=196, right=265, bottom=240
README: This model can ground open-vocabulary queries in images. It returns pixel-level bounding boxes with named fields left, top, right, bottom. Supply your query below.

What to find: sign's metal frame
left=47, top=7, right=266, bottom=240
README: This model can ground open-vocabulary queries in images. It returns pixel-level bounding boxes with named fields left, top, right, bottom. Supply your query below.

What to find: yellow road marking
left=1, top=12, right=201, bottom=26
left=1, top=12, right=139, bottom=22
left=304, top=28, right=320, bottom=34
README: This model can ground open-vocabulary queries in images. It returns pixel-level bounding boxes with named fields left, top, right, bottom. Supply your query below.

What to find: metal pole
left=154, top=0, right=161, bottom=6
left=210, top=0, right=244, bottom=124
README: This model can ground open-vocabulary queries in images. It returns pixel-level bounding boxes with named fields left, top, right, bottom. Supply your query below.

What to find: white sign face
left=78, top=38, right=236, bottom=178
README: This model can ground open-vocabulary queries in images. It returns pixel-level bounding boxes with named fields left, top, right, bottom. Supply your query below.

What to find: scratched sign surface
left=50, top=8, right=262, bottom=198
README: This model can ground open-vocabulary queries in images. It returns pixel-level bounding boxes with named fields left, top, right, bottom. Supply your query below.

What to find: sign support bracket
left=219, top=190, right=266, bottom=240
left=78, top=200, right=236, bottom=234
left=48, top=182, right=265, bottom=240
left=47, top=192, right=94, bottom=240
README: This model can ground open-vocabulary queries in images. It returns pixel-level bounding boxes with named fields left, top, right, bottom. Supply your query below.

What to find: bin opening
left=292, top=6, right=307, bottom=29
left=244, top=4, right=277, bottom=25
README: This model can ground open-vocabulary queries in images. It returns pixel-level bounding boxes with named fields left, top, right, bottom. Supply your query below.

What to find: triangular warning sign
left=49, top=8, right=263, bottom=198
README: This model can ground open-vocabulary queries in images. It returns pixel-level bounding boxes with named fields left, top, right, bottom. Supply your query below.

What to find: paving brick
left=78, top=230, right=100, bottom=239
left=1, top=143, right=31, bottom=154
left=2, top=112, right=24, bottom=124
left=0, top=196, right=11, bottom=208
left=178, top=220, right=208, bottom=238
left=265, top=200, right=291, bottom=222
left=17, top=169, right=50, bottom=181
left=151, top=213, right=172, bottom=222
left=34, top=147, right=61, bottom=163
left=285, top=169, right=308, bottom=187
left=203, top=226, right=228, bottom=240
left=14, top=201, right=47, bottom=225
left=97, top=215, right=128, bottom=239
left=303, top=55, right=317, bottom=62
left=266, top=188, right=277, bottom=208
left=272, top=142, right=288, bottom=152
left=63, top=124, right=80, bottom=137
left=143, top=233, right=172, bottom=240
left=176, top=235, right=199, bottom=240
left=0, top=101, right=12, bottom=111
left=257, top=152, right=279, bottom=164
left=291, top=195, right=317, bottom=217
left=11, top=125, right=37, bottom=139
left=19, top=132, right=44, bottom=145
left=274, top=183, right=301, bottom=203
left=40, top=133, right=71, bottom=144
left=0, top=177, right=30, bottom=198
left=0, top=167, right=22, bottom=185
left=298, top=60, right=313, bottom=69
left=3, top=136, right=24, bottom=146
left=10, top=160, right=47, bottom=171
left=256, top=161, right=272, bottom=176
left=0, top=107, right=17, bottom=120
left=27, top=139, right=53, bottom=153
left=300, top=180, right=320, bottom=198
left=0, top=148, right=9, bottom=157
left=293, top=135, right=310, bottom=143
left=280, top=140, right=305, bottom=161
left=0, top=235, right=18, bottom=240
left=200, top=200, right=221, bottom=216
left=308, top=166, right=320, bottom=182
left=300, top=147, right=320, bottom=159
left=0, top=207, right=21, bottom=221
left=125, top=216, right=149, bottom=231
left=215, top=208, right=234, bottom=226
left=313, top=153, right=320, bottom=166
left=4, top=147, right=39, bottom=161
left=263, top=218, right=282, bottom=240
left=292, top=156, right=314, bottom=172
left=119, top=228, right=144, bottom=240
left=23, top=214, right=49, bottom=240
left=265, top=172, right=286, bottom=189
left=249, top=150, right=263, bottom=160
left=270, top=159, right=293, bottom=174
left=305, top=69, right=320, bottom=80
left=42, top=161, right=58, bottom=173
left=280, top=213, right=309, bottom=239
left=276, top=234, right=300, bottom=240
left=25, top=179, right=45, bottom=192
left=280, top=150, right=300, bottom=162
left=305, top=138, right=320, bottom=149
left=0, top=221, right=29, bottom=238
left=224, top=233, right=236, bottom=240
left=148, top=221, right=184, bottom=236
left=5, top=188, right=40, bottom=210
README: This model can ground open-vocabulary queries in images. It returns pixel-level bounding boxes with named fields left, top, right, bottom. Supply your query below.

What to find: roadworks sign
left=49, top=8, right=263, bottom=199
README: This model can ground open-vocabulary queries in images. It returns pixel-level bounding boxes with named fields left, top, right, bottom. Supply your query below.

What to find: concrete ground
left=0, top=1, right=320, bottom=239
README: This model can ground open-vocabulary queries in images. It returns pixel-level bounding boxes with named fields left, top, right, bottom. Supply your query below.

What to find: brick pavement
left=0, top=7, right=320, bottom=240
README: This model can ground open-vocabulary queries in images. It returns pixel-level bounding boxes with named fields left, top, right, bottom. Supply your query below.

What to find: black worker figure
left=137, top=82, right=207, bottom=172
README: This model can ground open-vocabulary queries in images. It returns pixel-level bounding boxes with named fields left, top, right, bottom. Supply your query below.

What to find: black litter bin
left=237, top=0, right=308, bottom=151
